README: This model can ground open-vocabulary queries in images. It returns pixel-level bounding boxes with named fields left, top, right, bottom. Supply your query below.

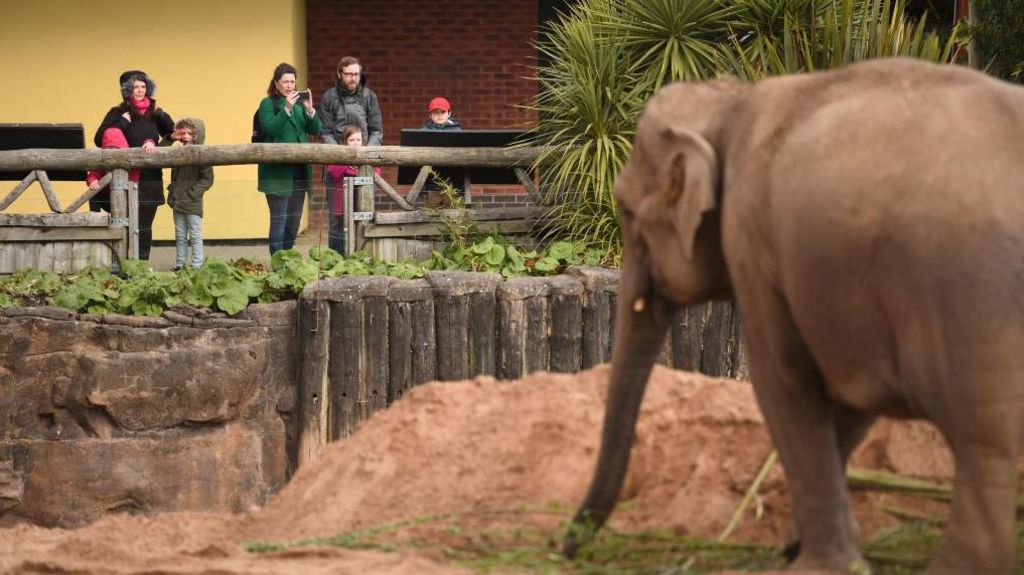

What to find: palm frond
left=531, top=0, right=960, bottom=252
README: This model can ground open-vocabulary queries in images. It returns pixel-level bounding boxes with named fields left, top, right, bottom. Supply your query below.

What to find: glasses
left=341, top=72, right=361, bottom=77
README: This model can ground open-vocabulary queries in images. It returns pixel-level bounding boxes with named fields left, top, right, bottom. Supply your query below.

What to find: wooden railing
left=0, top=144, right=543, bottom=172
left=0, top=144, right=549, bottom=272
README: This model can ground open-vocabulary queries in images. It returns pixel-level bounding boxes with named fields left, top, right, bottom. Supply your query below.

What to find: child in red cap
left=423, top=97, right=462, bottom=208
left=86, top=127, right=140, bottom=213
left=424, top=96, right=461, bottom=130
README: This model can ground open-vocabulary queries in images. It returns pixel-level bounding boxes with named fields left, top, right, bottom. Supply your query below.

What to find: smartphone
left=296, top=90, right=311, bottom=102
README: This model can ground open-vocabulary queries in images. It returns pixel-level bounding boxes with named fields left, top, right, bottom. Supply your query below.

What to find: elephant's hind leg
left=927, top=397, right=1022, bottom=574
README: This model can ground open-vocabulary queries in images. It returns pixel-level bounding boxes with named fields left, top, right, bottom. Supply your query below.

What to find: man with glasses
left=319, top=56, right=384, bottom=146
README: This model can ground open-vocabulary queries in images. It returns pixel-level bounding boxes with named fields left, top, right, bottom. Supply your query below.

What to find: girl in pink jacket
left=86, top=127, right=140, bottom=213
left=325, top=125, right=380, bottom=254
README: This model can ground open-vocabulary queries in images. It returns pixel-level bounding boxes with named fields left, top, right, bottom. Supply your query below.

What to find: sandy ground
left=0, top=365, right=972, bottom=574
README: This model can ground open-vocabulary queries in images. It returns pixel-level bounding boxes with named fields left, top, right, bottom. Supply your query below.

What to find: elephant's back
left=723, top=60, right=1024, bottom=403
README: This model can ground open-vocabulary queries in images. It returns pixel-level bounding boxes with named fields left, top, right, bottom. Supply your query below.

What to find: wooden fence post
left=700, top=301, right=744, bottom=379
left=547, top=275, right=584, bottom=373
left=669, top=302, right=746, bottom=379
left=354, top=165, right=375, bottom=255
left=387, top=278, right=436, bottom=401
left=324, top=276, right=391, bottom=439
left=426, top=271, right=502, bottom=381
left=567, top=266, right=619, bottom=368
left=496, top=278, right=551, bottom=380
left=109, top=168, right=132, bottom=263
left=670, top=304, right=705, bottom=373
left=296, top=295, right=330, bottom=468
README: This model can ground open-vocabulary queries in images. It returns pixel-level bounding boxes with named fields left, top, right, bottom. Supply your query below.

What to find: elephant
left=562, top=58, right=1024, bottom=574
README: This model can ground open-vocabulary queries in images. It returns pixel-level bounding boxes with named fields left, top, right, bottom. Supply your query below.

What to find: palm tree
left=530, top=0, right=962, bottom=254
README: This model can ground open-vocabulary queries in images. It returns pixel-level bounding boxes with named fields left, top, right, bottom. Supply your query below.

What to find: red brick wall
left=305, top=0, right=540, bottom=225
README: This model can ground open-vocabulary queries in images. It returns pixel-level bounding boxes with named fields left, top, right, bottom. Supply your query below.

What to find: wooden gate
left=0, top=124, right=133, bottom=275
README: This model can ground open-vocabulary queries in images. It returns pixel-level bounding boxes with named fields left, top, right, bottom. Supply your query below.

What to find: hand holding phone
left=296, top=90, right=311, bottom=103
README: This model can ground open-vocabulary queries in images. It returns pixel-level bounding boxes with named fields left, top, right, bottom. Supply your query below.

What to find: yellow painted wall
left=0, top=0, right=308, bottom=240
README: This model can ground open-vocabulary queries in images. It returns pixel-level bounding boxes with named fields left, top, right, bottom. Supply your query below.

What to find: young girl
left=86, top=127, right=140, bottom=213
left=325, top=125, right=381, bottom=254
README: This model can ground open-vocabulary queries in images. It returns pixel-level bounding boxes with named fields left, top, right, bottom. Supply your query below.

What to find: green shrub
left=972, top=0, right=1024, bottom=82
left=1, top=237, right=611, bottom=316
left=529, top=0, right=961, bottom=255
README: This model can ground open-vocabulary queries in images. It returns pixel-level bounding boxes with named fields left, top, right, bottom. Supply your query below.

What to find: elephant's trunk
left=562, top=249, right=676, bottom=558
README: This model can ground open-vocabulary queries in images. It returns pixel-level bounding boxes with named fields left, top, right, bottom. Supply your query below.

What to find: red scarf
left=131, top=97, right=151, bottom=115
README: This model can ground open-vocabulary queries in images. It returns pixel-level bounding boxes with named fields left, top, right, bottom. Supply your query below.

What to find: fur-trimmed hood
left=119, top=69, right=157, bottom=101
left=175, top=117, right=206, bottom=145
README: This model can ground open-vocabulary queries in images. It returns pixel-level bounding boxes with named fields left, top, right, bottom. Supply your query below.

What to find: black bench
left=397, top=129, right=530, bottom=204
left=0, top=123, right=87, bottom=182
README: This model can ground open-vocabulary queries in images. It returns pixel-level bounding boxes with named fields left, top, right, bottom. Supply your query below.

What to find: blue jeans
left=324, top=172, right=345, bottom=254
left=173, top=210, right=203, bottom=268
left=328, top=215, right=346, bottom=254
left=266, top=170, right=307, bottom=254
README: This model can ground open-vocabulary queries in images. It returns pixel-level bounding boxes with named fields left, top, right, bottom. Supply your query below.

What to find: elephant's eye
left=619, top=206, right=635, bottom=222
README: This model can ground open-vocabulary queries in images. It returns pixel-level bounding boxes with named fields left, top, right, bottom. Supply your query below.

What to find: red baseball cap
left=428, top=97, right=451, bottom=113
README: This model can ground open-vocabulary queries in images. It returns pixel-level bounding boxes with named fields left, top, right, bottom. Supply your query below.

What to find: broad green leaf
left=217, top=289, right=249, bottom=315
left=50, top=288, right=87, bottom=311
left=85, top=303, right=112, bottom=314
left=121, top=259, right=152, bottom=278
left=484, top=244, right=506, bottom=266
left=534, top=256, right=560, bottom=272
left=470, top=236, right=495, bottom=254
left=547, top=241, right=580, bottom=261
left=257, top=291, right=281, bottom=304
left=133, top=300, right=164, bottom=317
left=184, top=286, right=215, bottom=308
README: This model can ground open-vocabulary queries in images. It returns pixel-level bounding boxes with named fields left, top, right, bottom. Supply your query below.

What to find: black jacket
left=94, top=100, right=175, bottom=203
left=424, top=117, right=462, bottom=130
left=318, top=77, right=383, bottom=146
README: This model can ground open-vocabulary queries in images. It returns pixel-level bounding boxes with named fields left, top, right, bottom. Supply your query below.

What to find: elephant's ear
left=658, top=126, right=718, bottom=260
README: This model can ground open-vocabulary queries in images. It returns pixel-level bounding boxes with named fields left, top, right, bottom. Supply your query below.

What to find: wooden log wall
left=297, top=266, right=747, bottom=464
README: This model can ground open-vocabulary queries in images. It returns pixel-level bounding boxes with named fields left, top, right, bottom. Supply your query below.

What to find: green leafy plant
left=50, top=268, right=121, bottom=314
left=263, top=249, right=321, bottom=301
left=424, top=171, right=478, bottom=254
left=1, top=269, right=66, bottom=308
left=3, top=239, right=614, bottom=317
left=186, top=259, right=266, bottom=315
left=427, top=236, right=604, bottom=278
left=967, top=0, right=1024, bottom=82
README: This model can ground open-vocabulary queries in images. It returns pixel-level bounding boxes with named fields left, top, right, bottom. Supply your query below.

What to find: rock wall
left=0, top=302, right=297, bottom=528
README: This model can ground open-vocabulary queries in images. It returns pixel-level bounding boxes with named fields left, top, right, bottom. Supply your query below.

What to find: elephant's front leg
left=740, top=295, right=865, bottom=572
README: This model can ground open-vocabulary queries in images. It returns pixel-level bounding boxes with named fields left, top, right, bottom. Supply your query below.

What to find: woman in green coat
left=257, top=62, right=321, bottom=254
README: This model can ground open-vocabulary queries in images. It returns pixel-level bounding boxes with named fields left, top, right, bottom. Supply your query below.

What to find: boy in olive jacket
left=167, top=118, right=214, bottom=270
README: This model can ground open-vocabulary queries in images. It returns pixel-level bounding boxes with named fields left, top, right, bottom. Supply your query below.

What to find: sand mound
left=0, top=366, right=959, bottom=574
left=245, top=366, right=776, bottom=543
